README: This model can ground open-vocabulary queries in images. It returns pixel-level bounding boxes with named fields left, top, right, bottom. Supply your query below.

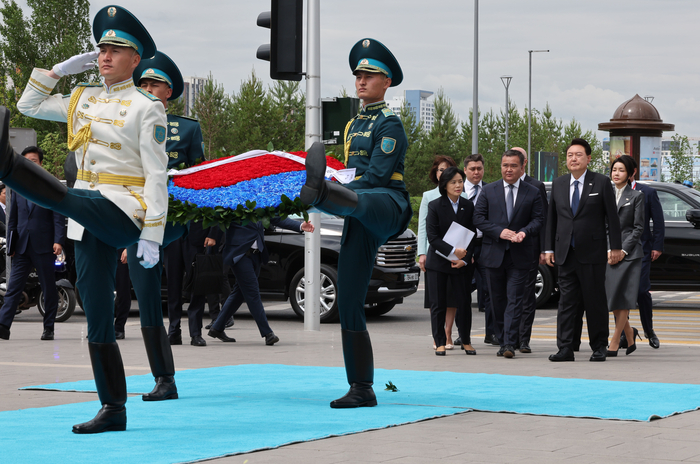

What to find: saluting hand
left=52, top=50, right=99, bottom=78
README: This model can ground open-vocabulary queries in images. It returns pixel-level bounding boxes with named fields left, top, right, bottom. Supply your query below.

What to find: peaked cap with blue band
left=93, top=5, right=156, bottom=59
left=133, top=51, right=184, bottom=101
left=349, top=38, right=402, bottom=87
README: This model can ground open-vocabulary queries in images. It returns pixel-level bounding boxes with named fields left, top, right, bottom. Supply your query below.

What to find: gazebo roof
left=598, top=94, right=674, bottom=132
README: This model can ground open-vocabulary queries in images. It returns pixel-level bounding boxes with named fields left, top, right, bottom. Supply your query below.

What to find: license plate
left=403, top=273, right=419, bottom=282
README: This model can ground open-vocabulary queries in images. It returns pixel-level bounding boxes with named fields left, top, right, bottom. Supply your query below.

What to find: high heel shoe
left=633, top=327, right=642, bottom=342
left=607, top=347, right=618, bottom=357
left=435, top=346, right=446, bottom=356
left=626, top=328, right=640, bottom=355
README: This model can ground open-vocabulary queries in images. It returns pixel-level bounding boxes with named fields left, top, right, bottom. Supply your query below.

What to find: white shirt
left=465, top=180, right=483, bottom=238
left=449, top=196, right=459, bottom=214
left=503, top=179, right=520, bottom=206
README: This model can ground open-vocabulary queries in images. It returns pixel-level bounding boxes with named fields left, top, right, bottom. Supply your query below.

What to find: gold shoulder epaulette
left=137, top=87, right=161, bottom=102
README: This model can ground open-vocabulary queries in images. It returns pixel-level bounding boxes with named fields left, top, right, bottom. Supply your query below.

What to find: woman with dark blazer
left=605, top=155, right=645, bottom=356
left=425, top=166, right=476, bottom=356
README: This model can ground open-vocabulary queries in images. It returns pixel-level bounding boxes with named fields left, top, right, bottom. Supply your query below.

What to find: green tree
left=39, top=131, right=68, bottom=179
left=191, top=72, right=231, bottom=159
left=167, top=96, right=185, bottom=117
left=228, top=69, right=275, bottom=154
left=667, top=134, right=694, bottom=183
left=268, top=80, right=305, bottom=152
left=0, top=0, right=94, bottom=138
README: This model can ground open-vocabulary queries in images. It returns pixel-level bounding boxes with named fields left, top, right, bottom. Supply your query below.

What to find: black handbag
left=183, top=251, right=225, bottom=296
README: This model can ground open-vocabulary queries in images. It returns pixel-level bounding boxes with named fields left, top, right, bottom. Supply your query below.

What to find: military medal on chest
left=119, top=109, right=127, bottom=117
left=171, top=128, right=178, bottom=135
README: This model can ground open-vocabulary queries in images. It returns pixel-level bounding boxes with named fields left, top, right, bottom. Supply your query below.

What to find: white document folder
left=435, top=221, right=475, bottom=261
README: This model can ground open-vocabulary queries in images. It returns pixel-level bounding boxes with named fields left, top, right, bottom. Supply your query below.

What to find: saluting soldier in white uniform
left=3, top=5, right=167, bottom=434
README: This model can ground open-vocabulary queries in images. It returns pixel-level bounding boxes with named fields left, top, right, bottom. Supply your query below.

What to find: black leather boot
left=72, top=342, right=127, bottom=434
left=300, top=142, right=358, bottom=217
left=330, top=329, right=377, bottom=408
left=0, top=107, right=67, bottom=208
left=141, top=326, right=178, bottom=401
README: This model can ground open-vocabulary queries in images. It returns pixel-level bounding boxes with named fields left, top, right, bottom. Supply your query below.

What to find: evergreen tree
left=228, top=69, right=275, bottom=154
left=167, top=96, right=186, bottom=117
left=269, top=80, right=305, bottom=152
left=192, top=72, right=231, bottom=159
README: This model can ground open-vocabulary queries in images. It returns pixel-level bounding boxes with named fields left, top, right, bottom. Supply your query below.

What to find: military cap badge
left=108, top=6, right=117, bottom=17
left=362, top=39, right=370, bottom=48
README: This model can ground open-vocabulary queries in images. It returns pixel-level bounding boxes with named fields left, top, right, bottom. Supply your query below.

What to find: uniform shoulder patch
left=381, top=108, right=395, bottom=117
left=77, top=82, right=102, bottom=87
left=381, top=137, right=396, bottom=154
left=154, top=125, right=166, bottom=144
left=137, top=87, right=161, bottom=102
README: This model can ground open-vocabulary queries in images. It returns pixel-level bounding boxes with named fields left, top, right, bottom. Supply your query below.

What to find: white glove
left=52, top=51, right=99, bottom=77
left=136, top=239, right=160, bottom=269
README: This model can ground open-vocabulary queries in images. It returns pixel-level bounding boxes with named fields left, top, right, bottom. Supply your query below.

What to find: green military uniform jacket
left=344, top=101, right=411, bottom=222
left=166, top=114, right=204, bottom=169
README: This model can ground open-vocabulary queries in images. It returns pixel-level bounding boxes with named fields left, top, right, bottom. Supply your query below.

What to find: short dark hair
left=610, top=155, right=636, bottom=185
left=0, top=183, right=5, bottom=192
left=567, top=138, right=591, bottom=156
left=21, top=146, right=44, bottom=163
left=501, top=149, right=524, bottom=166
left=464, top=153, right=484, bottom=167
left=438, top=166, right=465, bottom=197
left=428, top=155, right=457, bottom=185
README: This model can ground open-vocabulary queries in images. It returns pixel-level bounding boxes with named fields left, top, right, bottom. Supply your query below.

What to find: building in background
left=183, top=76, right=206, bottom=117
left=387, top=90, right=435, bottom=132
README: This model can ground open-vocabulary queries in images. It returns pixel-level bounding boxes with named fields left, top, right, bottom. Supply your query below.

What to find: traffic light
left=256, top=0, right=303, bottom=81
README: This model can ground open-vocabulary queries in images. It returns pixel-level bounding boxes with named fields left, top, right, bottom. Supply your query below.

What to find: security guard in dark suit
left=301, top=38, right=411, bottom=409
left=10, top=6, right=167, bottom=434
left=124, top=51, right=202, bottom=401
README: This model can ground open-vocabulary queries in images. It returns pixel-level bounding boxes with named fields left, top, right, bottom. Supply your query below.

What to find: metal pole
left=528, top=51, right=532, bottom=176
left=501, top=75, right=512, bottom=149
left=471, top=0, right=478, bottom=155
left=304, top=0, right=321, bottom=331
left=527, top=49, right=549, bottom=177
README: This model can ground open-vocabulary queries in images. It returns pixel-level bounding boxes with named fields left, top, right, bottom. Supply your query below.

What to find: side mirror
left=686, top=209, right=700, bottom=228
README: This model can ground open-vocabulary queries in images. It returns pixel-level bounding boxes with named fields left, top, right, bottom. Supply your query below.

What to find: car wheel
left=364, top=301, right=396, bottom=317
left=289, top=265, right=339, bottom=323
left=38, top=286, right=77, bottom=322
left=535, top=264, right=554, bottom=308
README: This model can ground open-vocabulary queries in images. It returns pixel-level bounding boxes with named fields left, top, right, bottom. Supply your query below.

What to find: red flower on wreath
left=172, top=151, right=346, bottom=190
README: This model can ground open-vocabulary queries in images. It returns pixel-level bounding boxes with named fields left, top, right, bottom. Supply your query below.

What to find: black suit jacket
left=633, top=182, right=665, bottom=253
left=523, top=174, right=548, bottom=254
left=223, top=217, right=302, bottom=265
left=545, top=170, right=622, bottom=265
left=0, top=204, right=6, bottom=237
left=473, top=179, right=544, bottom=269
left=425, top=195, right=476, bottom=274
left=8, top=193, right=65, bottom=255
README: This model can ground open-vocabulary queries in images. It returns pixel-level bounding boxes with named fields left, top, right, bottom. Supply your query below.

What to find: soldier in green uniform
left=5, top=6, right=167, bottom=433
left=301, top=38, right=411, bottom=408
left=116, top=51, right=201, bottom=403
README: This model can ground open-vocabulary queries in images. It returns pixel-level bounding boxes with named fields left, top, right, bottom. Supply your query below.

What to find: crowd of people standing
left=418, top=138, right=665, bottom=362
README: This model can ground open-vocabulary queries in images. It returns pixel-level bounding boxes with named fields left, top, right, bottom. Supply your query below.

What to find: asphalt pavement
left=2, top=286, right=700, bottom=463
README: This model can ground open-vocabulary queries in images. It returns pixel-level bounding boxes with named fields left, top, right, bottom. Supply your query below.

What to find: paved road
left=2, top=287, right=700, bottom=463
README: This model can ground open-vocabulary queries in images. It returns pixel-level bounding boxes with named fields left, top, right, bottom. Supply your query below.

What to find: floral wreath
left=167, top=150, right=348, bottom=229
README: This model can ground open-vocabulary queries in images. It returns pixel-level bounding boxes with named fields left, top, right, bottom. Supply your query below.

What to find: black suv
left=536, top=181, right=700, bottom=307
left=260, top=213, right=420, bottom=322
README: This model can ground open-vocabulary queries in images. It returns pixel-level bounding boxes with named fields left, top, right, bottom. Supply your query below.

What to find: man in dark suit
left=207, top=218, right=313, bottom=345
left=512, top=147, right=548, bottom=353
left=461, top=153, right=499, bottom=346
left=0, top=147, right=66, bottom=341
left=474, top=150, right=543, bottom=358
left=629, top=161, right=664, bottom=349
left=0, top=183, right=6, bottom=236
left=545, top=138, right=622, bottom=362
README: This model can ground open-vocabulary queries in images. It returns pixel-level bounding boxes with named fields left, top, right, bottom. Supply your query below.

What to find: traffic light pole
left=304, top=0, right=321, bottom=331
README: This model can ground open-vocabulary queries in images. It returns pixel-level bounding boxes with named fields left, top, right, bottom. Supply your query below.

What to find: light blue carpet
left=4, top=364, right=700, bottom=464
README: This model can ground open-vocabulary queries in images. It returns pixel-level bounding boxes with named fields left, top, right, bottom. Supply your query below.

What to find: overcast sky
left=17, top=0, right=700, bottom=140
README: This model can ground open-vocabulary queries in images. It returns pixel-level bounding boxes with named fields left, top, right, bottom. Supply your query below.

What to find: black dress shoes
left=519, top=342, right=531, bottom=353
left=0, top=324, right=10, bottom=340
left=503, top=345, right=515, bottom=358
left=41, top=329, right=54, bottom=340
left=549, top=348, right=575, bottom=362
left=115, top=331, right=125, bottom=340
left=265, top=332, right=279, bottom=345
left=496, top=346, right=506, bottom=357
left=646, top=330, right=660, bottom=349
left=208, top=328, right=236, bottom=343
left=190, top=335, right=207, bottom=347
left=454, top=337, right=462, bottom=346
left=204, top=322, right=212, bottom=330
left=484, top=334, right=500, bottom=346
left=225, top=316, right=235, bottom=328
left=169, top=333, right=182, bottom=346
left=72, top=405, right=126, bottom=434
left=589, top=349, right=607, bottom=362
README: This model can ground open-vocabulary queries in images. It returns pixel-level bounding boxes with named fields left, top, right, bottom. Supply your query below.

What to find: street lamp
left=528, top=49, right=549, bottom=176
left=501, top=75, right=512, bottom=149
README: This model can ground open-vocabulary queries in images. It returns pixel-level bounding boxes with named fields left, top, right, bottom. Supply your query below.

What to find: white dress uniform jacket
left=17, top=68, right=168, bottom=244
